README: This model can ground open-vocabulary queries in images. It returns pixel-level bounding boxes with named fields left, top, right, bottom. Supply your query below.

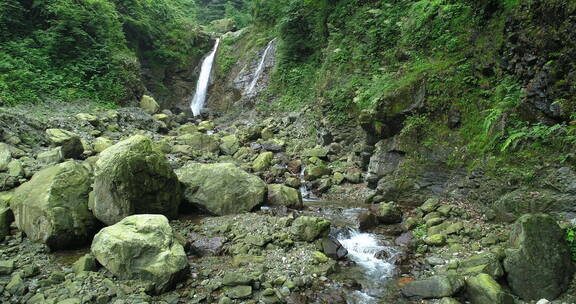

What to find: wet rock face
left=92, top=135, right=182, bottom=225
left=503, top=213, right=574, bottom=300
left=176, top=162, right=266, bottom=215
left=504, top=0, right=576, bottom=123
left=91, top=214, right=189, bottom=294
left=321, top=237, right=348, bottom=260
left=11, top=161, right=97, bottom=250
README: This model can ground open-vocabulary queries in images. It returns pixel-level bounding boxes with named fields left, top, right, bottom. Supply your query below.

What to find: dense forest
left=0, top=0, right=575, bottom=304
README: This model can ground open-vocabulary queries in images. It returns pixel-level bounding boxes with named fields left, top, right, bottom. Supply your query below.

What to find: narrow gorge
left=0, top=1, right=575, bottom=304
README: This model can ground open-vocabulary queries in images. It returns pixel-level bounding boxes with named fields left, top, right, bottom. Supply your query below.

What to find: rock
left=291, top=216, right=330, bottom=242
left=332, top=172, right=345, bottom=185
left=0, top=259, right=14, bottom=274
left=45, top=129, right=83, bottom=159
left=303, top=146, right=329, bottom=158
left=253, top=152, right=274, bottom=172
left=6, top=273, right=26, bottom=295
left=261, top=127, right=274, bottom=140
left=91, top=215, right=188, bottom=294
left=376, top=202, right=403, bottom=224
left=190, top=235, right=227, bottom=256
left=11, top=161, right=97, bottom=250
left=401, top=275, right=465, bottom=298
left=140, top=95, right=160, bottom=114
left=312, top=251, right=329, bottom=263
left=358, top=212, right=378, bottom=230
left=76, top=113, right=99, bottom=125
left=93, top=137, right=113, bottom=153
left=7, top=160, right=23, bottom=177
left=197, top=121, right=215, bottom=132
left=92, top=135, right=181, bottom=225
left=421, top=198, right=440, bottom=213
left=222, top=272, right=253, bottom=286
left=267, top=184, right=303, bottom=209
left=220, top=135, right=240, bottom=155
left=304, top=164, right=331, bottom=181
left=72, top=254, right=98, bottom=274
left=0, top=192, right=13, bottom=240
left=425, top=234, right=446, bottom=246
left=439, top=298, right=462, bottom=304
left=37, top=148, right=64, bottom=165
left=458, top=252, right=504, bottom=279
left=175, top=132, right=220, bottom=153
left=226, top=285, right=252, bottom=299
left=321, top=237, right=348, bottom=260
left=0, top=143, right=11, bottom=171
left=176, top=163, right=266, bottom=215
left=466, top=273, right=514, bottom=304
left=503, top=214, right=574, bottom=300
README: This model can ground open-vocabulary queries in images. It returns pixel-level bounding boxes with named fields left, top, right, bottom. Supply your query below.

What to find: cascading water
left=191, top=38, right=220, bottom=117
left=338, top=229, right=399, bottom=304
left=246, top=38, right=276, bottom=95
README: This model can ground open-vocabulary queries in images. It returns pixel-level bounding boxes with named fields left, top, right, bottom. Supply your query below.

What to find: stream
left=303, top=200, right=401, bottom=304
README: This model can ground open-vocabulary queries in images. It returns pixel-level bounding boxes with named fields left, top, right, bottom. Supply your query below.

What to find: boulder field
left=0, top=103, right=573, bottom=303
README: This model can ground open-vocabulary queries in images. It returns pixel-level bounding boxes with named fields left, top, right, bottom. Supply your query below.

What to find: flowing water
left=191, top=38, right=220, bottom=116
left=246, top=38, right=276, bottom=95
left=304, top=200, right=400, bottom=303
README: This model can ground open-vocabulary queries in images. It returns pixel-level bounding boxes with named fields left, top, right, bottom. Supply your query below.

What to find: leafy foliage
left=566, top=227, right=576, bottom=261
left=0, top=0, right=203, bottom=106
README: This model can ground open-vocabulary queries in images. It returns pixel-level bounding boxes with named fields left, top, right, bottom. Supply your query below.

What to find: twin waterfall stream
left=190, top=38, right=399, bottom=304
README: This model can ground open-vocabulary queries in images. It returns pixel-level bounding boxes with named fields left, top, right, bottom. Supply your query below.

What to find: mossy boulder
left=291, top=216, right=330, bottom=242
left=376, top=202, right=403, bottom=224
left=266, top=184, right=303, bottom=209
left=91, top=215, right=188, bottom=294
left=93, top=137, right=113, bottom=153
left=220, top=135, right=240, bottom=155
left=401, top=275, right=465, bottom=298
left=176, top=163, right=266, bottom=215
left=140, top=95, right=160, bottom=114
left=175, top=132, right=220, bottom=153
left=92, top=135, right=181, bottom=225
left=458, top=252, right=504, bottom=279
left=45, top=129, right=83, bottom=159
left=253, top=152, right=274, bottom=172
left=11, top=161, right=97, bottom=250
left=465, top=273, right=513, bottom=304
left=304, top=164, right=332, bottom=181
left=503, top=214, right=574, bottom=300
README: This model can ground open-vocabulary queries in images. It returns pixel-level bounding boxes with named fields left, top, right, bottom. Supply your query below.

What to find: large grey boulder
left=503, top=214, right=574, bottom=300
left=11, top=161, right=97, bottom=250
left=91, top=215, right=188, bottom=294
left=45, top=129, right=84, bottom=159
left=176, top=163, right=266, bottom=215
left=401, top=275, right=465, bottom=298
left=92, top=135, right=181, bottom=225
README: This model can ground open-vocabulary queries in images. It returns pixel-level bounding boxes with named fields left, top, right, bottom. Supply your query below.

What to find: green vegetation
left=413, top=224, right=428, bottom=239
left=0, top=0, right=207, bottom=106
left=566, top=226, right=576, bottom=261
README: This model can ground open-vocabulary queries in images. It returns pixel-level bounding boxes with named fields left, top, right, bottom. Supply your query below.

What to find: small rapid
left=337, top=229, right=399, bottom=304
left=191, top=38, right=220, bottom=116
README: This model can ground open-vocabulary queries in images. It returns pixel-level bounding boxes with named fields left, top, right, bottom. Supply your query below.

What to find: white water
left=338, top=229, right=397, bottom=304
left=246, top=38, right=276, bottom=95
left=191, top=38, right=220, bottom=116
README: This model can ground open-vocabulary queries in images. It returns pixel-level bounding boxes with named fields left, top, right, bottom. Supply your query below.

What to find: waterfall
left=191, top=38, right=220, bottom=117
left=246, top=38, right=276, bottom=95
